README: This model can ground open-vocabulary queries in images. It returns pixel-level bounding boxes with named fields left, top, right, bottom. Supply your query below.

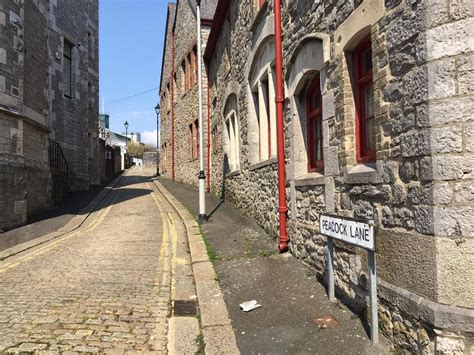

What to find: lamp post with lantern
left=155, top=103, right=160, bottom=176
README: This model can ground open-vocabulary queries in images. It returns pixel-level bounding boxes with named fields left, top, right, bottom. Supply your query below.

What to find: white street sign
left=320, top=214, right=375, bottom=251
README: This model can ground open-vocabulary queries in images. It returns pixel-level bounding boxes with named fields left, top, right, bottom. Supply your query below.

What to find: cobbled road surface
left=0, top=168, right=173, bottom=354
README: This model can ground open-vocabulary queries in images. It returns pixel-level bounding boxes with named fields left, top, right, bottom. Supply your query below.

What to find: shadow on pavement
left=0, top=172, right=153, bottom=252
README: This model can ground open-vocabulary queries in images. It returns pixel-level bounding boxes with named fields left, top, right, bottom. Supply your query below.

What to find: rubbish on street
left=313, top=316, right=339, bottom=329
left=239, top=300, right=261, bottom=312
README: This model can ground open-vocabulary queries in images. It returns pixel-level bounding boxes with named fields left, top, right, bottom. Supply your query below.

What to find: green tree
left=127, top=141, right=145, bottom=158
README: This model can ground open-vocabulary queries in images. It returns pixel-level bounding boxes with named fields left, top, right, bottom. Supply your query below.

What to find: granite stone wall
left=0, top=0, right=99, bottom=231
left=204, top=0, right=473, bottom=352
left=160, top=1, right=212, bottom=189
left=48, top=0, right=100, bottom=191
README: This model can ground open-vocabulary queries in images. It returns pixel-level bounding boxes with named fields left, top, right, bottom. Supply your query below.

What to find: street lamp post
left=196, top=0, right=207, bottom=222
left=155, top=103, right=160, bottom=176
left=124, top=120, right=129, bottom=142
left=124, top=120, right=129, bottom=169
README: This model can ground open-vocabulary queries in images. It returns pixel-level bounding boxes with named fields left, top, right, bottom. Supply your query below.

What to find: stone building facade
left=201, top=0, right=474, bottom=352
left=159, top=0, right=217, bottom=189
left=161, top=0, right=473, bottom=352
left=0, top=0, right=99, bottom=231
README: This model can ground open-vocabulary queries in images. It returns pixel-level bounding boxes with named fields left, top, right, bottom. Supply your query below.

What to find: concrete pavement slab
left=167, top=316, right=200, bottom=354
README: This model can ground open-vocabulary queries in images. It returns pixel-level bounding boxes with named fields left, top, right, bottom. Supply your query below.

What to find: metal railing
left=48, top=139, right=69, bottom=202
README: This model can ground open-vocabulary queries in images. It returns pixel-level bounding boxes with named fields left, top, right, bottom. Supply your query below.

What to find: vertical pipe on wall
left=197, top=1, right=207, bottom=222
left=171, top=32, right=175, bottom=181
left=207, top=75, right=211, bottom=192
left=274, top=0, right=289, bottom=252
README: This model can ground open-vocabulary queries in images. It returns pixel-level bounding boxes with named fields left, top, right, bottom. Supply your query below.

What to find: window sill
left=295, top=172, right=325, bottom=187
left=248, top=156, right=277, bottom=171
left=344, top=162, right=383, bottom=184
left=226, top=169, right=241, bottom=178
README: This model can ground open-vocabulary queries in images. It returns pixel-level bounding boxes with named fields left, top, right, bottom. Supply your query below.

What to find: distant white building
left=122, top=132, right=141, bottom=144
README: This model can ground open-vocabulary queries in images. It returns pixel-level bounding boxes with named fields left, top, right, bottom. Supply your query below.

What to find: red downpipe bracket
left=171, top=32, right=176, bottom=181
left=206, top=76, right=211, bottom=192
left=274, top=0, right=289, bottom=253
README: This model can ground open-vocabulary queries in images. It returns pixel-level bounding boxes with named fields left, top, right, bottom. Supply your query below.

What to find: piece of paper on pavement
left=239, top=300, right=261, bottom=312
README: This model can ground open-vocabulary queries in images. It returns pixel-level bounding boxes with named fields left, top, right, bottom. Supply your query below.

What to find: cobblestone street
left=0, top=169, right=173, bottom=353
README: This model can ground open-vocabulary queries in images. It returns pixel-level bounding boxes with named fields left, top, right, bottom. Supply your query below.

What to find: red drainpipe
left=274, top=0, right=289, bottom=252
left=171, top=32, right=175, bottom=181
left=206, top=76, right=211, bottom=192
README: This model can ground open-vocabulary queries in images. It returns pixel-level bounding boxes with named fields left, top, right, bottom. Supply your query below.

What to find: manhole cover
left=313, top=315, right=340, bottom=329
left=173, top=300, right=197, bottom=316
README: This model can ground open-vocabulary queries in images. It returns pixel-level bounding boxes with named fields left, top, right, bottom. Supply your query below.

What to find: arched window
left=353, top=36, right=375, bottom=163
left=285, top=36, right=329, bottom=178
left=224, top=95, right=240, bottom=172
left=306, top=74, right=323, bottom=172
left=248, top=37, right=276, bottom=164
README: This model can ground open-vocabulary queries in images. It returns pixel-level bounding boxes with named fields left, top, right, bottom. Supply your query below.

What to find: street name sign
left=319, top=213, right=379, bottom=345
left=320, top=214, right=375, bottom=251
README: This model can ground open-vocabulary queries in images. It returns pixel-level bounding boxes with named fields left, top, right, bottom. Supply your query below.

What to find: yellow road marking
left=0, top=262, right=19, bottom=273
left=0, top=190, right=117, bottom=273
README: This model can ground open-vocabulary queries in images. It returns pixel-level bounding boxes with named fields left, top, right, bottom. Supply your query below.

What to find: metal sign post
left=320, top=214, right=378, bottom=345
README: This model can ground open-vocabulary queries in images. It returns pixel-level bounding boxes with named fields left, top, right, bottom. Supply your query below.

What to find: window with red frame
left=306, top=74, right=323, bottom=172
left=187, top=53, right=192, bottom=90
left=353, top=36, right=375, bottom=163
left=194, top=119, right=199, bottom=159
left=193, top=46, right=198, bottom=85
left=181, top=60, right=186, bottom=93
left=189, top=123, right=194, bottom=159
left=190, top=51, right=195, bottom=85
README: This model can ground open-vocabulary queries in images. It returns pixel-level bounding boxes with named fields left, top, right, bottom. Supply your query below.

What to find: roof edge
left=159, top=3, right=176, bottom=94
left=204, top=0, right=230, bottom=63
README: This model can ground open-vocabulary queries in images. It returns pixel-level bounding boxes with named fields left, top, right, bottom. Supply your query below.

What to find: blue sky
left=99, top=0, right=169, bottom=146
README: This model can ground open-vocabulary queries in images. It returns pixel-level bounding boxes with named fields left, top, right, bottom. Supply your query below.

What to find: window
left=63, top=40, right=73, bottom=98
left=224, top=95, right=240, bottom=172
left=189, top=119, right=199, bottom=160
left=306, top=74, right=323, bottom=172
left=194, top=119, right=199, bottom=159
left=251, top=68, right=276, bottom=162
left=173, top=73, right=178, bottom=95
left=187, top=53, right=192, bottom=90
left=247, top=36, right=277, bottom=165
left=189, top=124, right=194, bottom=159
left=166, top=83, right=171, bottom=111
left=353, top=36, right=375, bottom=163
left=211, top=125, right=219, bottom=153
left=181, top=60, right=186, bottom=94
left=193, top=46, right=198, bottom=85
